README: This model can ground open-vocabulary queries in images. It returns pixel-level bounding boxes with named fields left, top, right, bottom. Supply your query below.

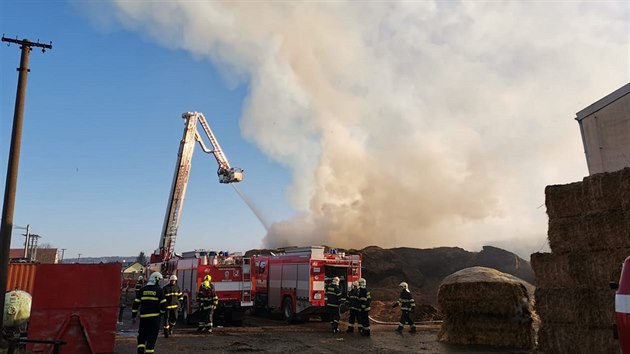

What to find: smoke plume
left=105, top=1, right=628, bottom=253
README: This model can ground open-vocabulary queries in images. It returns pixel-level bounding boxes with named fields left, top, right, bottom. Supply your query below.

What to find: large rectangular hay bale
left=545, top=167, right=630, bottom=219
left=537, top=322, right=618, bottom=354
left=547, top=209, right=630, bottom=253
left=534, top=287, right=614, bottom=327
left=531, top=250, right=629, bottom=288
left=437, top=313, right=535, bottom=349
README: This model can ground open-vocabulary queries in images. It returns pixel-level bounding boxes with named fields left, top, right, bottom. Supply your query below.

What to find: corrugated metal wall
left=7, top=263, right=37, bottom=294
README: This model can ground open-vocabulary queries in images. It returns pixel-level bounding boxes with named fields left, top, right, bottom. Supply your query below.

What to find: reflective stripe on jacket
left=325, top=283, right=344, bottom=307
left=163, top=283, right=183, bottom=309
left=397, top=289, right=415, bottom=311
left=197, top=283, right=218, bottom=310
left=132, top=284, right=167, bottom=318
left=347, top=288, right=360, bottom=311
left=358, top=287, right=371, bottom=312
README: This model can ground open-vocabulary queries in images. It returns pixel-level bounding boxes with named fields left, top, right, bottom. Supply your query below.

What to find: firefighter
left=357, top=277, right=371, bottom=336
left=197, top=274, right=218, bottom=333
left=132, top=272, right=167, bottom=354
left=135, top=275, right=145, bottom=298
left=162, top=274, right=183, bottom=338
left=325, top=276, right=345, bottom=333
left=392, top=281, right=416, bottom=333
left=345, top=281, right=360, bottom=333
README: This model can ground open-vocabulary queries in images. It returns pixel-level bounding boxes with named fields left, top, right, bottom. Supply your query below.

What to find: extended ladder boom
left=156, top=112, right=243, bottom=262
left=193, top=112, right=243, bottom=184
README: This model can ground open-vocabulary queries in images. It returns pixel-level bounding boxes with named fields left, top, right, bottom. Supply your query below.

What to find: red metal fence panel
left=27, top=263, right=121, bottom=354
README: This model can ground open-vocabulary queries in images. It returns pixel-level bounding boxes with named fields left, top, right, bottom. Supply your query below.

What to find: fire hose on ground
left=367, top=316, right=443, bottom=325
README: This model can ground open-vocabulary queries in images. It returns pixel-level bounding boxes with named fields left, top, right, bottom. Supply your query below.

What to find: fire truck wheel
left=282, top=297, right=295, bottom=323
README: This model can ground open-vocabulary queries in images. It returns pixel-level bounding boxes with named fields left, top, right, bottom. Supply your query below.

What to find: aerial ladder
left=152, top=112, right=243, bottom=263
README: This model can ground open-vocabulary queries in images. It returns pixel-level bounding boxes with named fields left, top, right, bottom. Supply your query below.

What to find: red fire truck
left=147, top=112, right=250, bottom=324
left=148, top=250, right=253, bottom=324
left=250, top=246, right=361, bottom=322
left=613, top=256, right=630, bottom=353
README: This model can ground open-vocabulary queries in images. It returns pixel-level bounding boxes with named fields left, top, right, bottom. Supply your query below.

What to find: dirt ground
left=114, top=312, right=533, bottom=354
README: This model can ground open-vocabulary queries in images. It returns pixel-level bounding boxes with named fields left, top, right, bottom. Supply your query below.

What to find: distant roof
left=576, top=83, right=630, bottom=121
left=123, top=262, right=145, bottom=273
left=10, top=248, right=58, bottom=264
left=9, top=249, right=25, bottom=259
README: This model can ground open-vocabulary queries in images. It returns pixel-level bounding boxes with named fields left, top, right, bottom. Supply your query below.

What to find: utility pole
left=29, top=234, right=41, bottom=262
left=0, top=36, right=52, bottom=331
left=21, top=224, right=30, bottom=258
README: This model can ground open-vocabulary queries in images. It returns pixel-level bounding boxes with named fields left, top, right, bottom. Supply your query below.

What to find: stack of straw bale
left=437, top=266, right=536, bottom=349
left=532, top=167, right=630, bottom=354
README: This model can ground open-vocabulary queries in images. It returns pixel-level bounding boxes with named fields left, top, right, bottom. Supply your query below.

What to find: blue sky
left=1, top=1, right=628, bottom=260
left=1, top=1, right=291, bottom=258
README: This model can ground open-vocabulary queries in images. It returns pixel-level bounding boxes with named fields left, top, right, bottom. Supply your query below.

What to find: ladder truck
left=147, top=112, right=252, bottom=324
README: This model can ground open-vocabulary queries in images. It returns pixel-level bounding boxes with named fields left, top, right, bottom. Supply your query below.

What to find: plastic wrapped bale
left=437, top=267, right=536, bottom=349
left=4, top=290, right=32, bottom=328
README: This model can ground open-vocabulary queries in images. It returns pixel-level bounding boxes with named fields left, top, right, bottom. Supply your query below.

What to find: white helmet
left=332, top=276, right=340, bottom=285
left=148, top=272, right=163, bottom=285
left=137, top=275, right=144, bottom=281
left=358, top=278, right=366, bottom=288
left=169, top=275, right=177, bottom=281
left=399, top=281, right=408, bottom=290
left=351, top=281, right=359, bottom=288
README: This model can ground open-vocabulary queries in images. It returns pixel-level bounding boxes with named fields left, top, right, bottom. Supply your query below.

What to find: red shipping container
left=7, top=263, right=37, bottom=294
left=27, top=263, right=121, bottom=354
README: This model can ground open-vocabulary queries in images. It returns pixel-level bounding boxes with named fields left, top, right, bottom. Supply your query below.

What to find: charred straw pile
left=532, top=167, right=630, bottom=354
left=436, top=266, right=536, bottom=349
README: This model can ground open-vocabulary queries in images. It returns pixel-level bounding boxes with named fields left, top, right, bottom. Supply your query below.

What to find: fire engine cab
left=251, top=246, right=361, bottom=322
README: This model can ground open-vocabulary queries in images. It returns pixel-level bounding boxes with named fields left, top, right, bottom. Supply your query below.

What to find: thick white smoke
left=104, top=1, right=628, bottom=253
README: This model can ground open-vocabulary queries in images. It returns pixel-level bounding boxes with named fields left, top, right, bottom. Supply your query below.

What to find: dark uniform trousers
left=328, top=306, right=340, bottom=331
left=399, top=310, right=415, bottom=329
left=346, top=288, right=360, bottom=333
left=138, top=317, right=161, bottom=354
left=358, top=287, right=371, bottom=336
left=164, top=308, right=177, bottom=330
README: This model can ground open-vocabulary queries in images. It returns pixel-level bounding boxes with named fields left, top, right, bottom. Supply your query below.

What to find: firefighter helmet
left=137, top=275, right=144, bottom=281
left=332, top=276, right=340, bottom=285
left=351, top=281, right=359, bottom=289
left=169, top=275, right=177, bottom=281
left=358, top=278, right=366, bottom=288
left=203, top=275, right=212, bottom=282
left=148, top=272, right=163, bottom=285
left=399, top=281, right=408, bottom=289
